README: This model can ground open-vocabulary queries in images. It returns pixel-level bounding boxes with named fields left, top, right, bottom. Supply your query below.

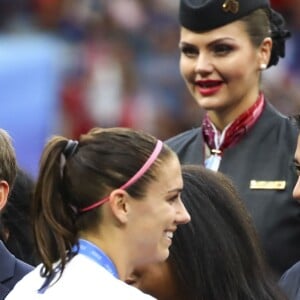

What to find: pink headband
left=79, top=140, right=164, bottom=213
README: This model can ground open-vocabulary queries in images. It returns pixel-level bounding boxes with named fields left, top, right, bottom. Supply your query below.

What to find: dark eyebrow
left=178, top=42, right=196, bottom=48
left=179, top=38, right=236, bottom=49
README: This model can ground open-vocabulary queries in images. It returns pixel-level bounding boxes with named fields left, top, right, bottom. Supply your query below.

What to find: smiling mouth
left=196, top=80, right=223, bottom=88
left=165, top=231, right=173, bottom=239
left=194, top=80, right=223, bottom=96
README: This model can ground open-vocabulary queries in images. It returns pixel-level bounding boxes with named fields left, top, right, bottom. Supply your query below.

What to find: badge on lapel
left=250, top=180, right=286, bottom=190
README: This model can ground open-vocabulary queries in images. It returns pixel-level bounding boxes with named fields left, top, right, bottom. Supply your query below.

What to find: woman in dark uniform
left=167, top=0, right=299, bottom=276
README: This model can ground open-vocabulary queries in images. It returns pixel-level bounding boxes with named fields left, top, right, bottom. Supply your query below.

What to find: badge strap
left=77, top=239, right=119, bottom=279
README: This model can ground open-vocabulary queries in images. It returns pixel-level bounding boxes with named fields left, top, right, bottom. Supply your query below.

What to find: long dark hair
left=33, top=127, right=173, bottom=279
left=168, top=165, right=286, bottom=300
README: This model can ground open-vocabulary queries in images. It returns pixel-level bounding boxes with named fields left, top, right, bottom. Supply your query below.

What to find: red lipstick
left=195, top=80, right=223, bottom=96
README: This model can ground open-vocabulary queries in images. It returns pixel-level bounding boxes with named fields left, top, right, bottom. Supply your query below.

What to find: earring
left=260, top=63, right=267, bottom=70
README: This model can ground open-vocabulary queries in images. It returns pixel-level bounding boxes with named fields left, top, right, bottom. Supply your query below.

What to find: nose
left=175, top=200, right=191, bottom=224
left=293, top=177, right=300, bottom=200
left=195, top=52, right=213, bottom=76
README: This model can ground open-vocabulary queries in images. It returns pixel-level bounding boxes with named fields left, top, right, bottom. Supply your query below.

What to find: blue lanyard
left=38, top=239, right=119, bottom=294
left=76, top=239, right=119, bottom=279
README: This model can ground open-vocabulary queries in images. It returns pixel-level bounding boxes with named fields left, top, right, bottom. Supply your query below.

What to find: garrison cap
left=180, top=0, right=270, bottom=31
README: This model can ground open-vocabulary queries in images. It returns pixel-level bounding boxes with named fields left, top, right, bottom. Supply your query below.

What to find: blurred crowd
left=0, top=0, right=300, bottom=177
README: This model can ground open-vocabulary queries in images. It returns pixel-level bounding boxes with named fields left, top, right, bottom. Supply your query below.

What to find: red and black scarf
left=202, top=93, right=265, bottom=156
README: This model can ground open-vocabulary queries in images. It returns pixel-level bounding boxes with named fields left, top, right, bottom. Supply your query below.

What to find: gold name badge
left=250, top=180, right=286, bottom=190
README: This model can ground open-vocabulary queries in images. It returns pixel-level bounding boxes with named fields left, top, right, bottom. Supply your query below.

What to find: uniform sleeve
left=279, top=261, right=300, bottom=300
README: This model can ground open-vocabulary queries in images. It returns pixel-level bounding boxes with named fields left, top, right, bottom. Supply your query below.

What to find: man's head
left=0, top=129, right=17, bottom=210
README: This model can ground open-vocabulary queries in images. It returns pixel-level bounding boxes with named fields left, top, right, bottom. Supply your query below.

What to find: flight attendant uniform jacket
left=0, top=241, right=33, bottom=299
left=279, top=260, right=300, bottom=300
left=166, top=102, right=300, bottom=276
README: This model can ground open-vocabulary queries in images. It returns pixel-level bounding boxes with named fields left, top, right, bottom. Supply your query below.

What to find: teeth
left=166, top=231, right=173, bottom=239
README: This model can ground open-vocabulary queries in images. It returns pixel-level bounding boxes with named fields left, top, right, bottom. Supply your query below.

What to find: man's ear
left=108, top=189, right=131, bottom=224
left=0, top=180, right=9, bottom=211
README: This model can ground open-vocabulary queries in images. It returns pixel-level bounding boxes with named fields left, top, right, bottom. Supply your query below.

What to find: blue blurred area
left=0, top=0, right=299, bottom=178
left=0, top=34, right=63, bottom=177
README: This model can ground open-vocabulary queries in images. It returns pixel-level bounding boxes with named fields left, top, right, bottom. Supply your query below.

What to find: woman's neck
left=207, top=91, right=261, bottom=131
left=79, top=230, right=131, bottom=281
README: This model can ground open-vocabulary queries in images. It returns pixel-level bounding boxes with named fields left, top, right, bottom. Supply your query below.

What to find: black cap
left=180, top=0, right=270, bottom=31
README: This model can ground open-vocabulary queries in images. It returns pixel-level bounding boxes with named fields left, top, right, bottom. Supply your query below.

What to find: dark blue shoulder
left=166, top=128, right=201, bottom=150
left=279, top=261, right=300, bottom=300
